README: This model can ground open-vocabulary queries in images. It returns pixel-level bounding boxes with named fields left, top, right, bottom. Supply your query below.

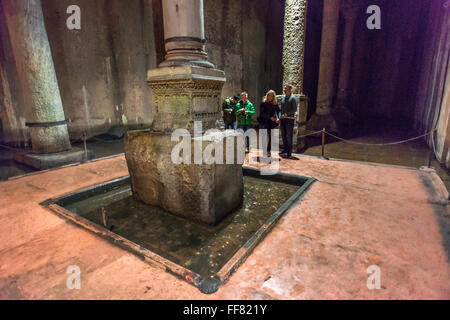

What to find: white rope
left=297, top=130, right=323, bottom=139
left=323, top=129, right=437, bottom=146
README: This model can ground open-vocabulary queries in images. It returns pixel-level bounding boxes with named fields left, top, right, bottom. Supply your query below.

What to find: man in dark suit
left=279, top=84, right=298, bottom=159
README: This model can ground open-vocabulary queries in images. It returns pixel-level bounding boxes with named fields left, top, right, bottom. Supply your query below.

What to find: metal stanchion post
left=428, top=132, right=434, bottom=168
left=428, top=148, right=433, bottom=168
left=321, top=128, right=325, bottom=158
left=82, top=131, right=87, bottom=162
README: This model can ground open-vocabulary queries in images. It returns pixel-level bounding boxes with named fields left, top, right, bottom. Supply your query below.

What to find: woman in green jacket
left=235, top=92, right=255, bottom=152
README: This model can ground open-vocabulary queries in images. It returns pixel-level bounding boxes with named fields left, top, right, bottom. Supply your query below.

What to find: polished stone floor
left=0, top=154, right=448, bottom=299
left=302, top=118, right=450, bottom=190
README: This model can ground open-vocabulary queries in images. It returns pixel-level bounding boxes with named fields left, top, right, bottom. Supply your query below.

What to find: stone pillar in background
left=3, top=0, right=92, bottom=169
left=334, top=2, right=357, bottom=126
left=336, top=3, right=357, bottom=106
left=282, top=0, right=309, bottom=152
left=316, top=0, right=341, bottom=116
left=3, top=0, right=70, bottom=154
left=308, top=0, right=341, bottom=133
left=124, top=0, right=243, bottom=225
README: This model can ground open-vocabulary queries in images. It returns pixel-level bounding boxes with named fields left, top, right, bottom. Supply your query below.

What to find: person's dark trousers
left=265, top=127, right=272, bottom=155
left=280, top=119, right=294, bottom=156
left=240, top=125, right=251, bottom=149
left=224, top=120, right=236, bottom=130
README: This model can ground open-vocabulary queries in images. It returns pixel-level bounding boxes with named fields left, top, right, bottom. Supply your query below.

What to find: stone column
left=307, top=0, right=341, bottom=133
left=148, top=0, right=225, bottom=133
left=3, top=0, right=92, bottom=169
left=282, top=0, right=309, bottom=151
left=125, top=0, right=243, bottom=225
left=336, top=4, right=357, bottom=107
left=2, top=0, right=70, bottom=154
left=283, top=0, right=308, bottom=95
left=334, top=2, right=357, bottom=126
left=316, top=0, right=341, bottom=116
left=159, top=0, right=214, bottom=68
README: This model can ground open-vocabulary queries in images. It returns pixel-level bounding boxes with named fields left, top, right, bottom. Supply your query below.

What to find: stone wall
left=0, top=0, right=282, bottom=146
left=303, top=0, right=435, bottom=123
left=0, top=0, right=157, bottom=144
left=203, top=0, right=283, bottom=108
left=305, top=0, right=450, bottom=168
left=2, top=0, right=448, bottom=168
left=412, top=0, right=450, bottom=168
left=0, top=0, right=28, bottom=147
left=302, top=0, right=322, bottom=119
left=341, top=0, right=430, bottom=121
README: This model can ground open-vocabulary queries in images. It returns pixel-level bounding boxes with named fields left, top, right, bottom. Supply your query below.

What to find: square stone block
left=124, top=129, right=244, bottom=225
left=14, top=147, right=94, bottom=170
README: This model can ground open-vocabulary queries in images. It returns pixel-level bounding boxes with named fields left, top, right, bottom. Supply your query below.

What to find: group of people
left=221, top=84, right=297, bottom=159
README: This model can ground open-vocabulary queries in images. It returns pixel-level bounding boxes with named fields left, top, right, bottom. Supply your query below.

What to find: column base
left=14, top=147, right=94, bottom=170
left=307, top=105, right=355, bottom=134
left=296, top=94, right=309, bottom=152
left=306, top=113, right=340, bottom=133
left=332, top=104, right=356, bottom=127
left=316, top=105, right=332, bottom=116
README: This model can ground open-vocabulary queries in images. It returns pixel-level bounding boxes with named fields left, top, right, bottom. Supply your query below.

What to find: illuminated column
left=282, top=0, right=309, bottom=151
left=3, top=0, right=71, bottom=154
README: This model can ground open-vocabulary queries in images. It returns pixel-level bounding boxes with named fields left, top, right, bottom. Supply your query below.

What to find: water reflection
left=66, top=176, right=299, bottom=277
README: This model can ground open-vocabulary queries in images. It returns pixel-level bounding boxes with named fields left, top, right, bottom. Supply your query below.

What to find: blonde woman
left=259, top=89, right=280, bottom=157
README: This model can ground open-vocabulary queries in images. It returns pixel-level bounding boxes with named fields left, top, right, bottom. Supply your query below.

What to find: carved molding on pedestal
left=148, top=66, right=225, bottom=133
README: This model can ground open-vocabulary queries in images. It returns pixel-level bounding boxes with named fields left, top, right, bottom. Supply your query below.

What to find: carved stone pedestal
left=124, top=130, right=243, bottom=225
left=125, top=64, right=244, bottom=225
left=124, top=0, right=244, bottom=224
left=147, top=65, right=226, bottom=133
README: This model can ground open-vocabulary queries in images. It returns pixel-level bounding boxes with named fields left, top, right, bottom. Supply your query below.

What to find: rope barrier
left=297, top=130, right=323, bottom=139
left=324, top=129, right=437, bottom=146
left=295, top=127, right=437, bottom=146
left=292, top=127, right=440, bottom=164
